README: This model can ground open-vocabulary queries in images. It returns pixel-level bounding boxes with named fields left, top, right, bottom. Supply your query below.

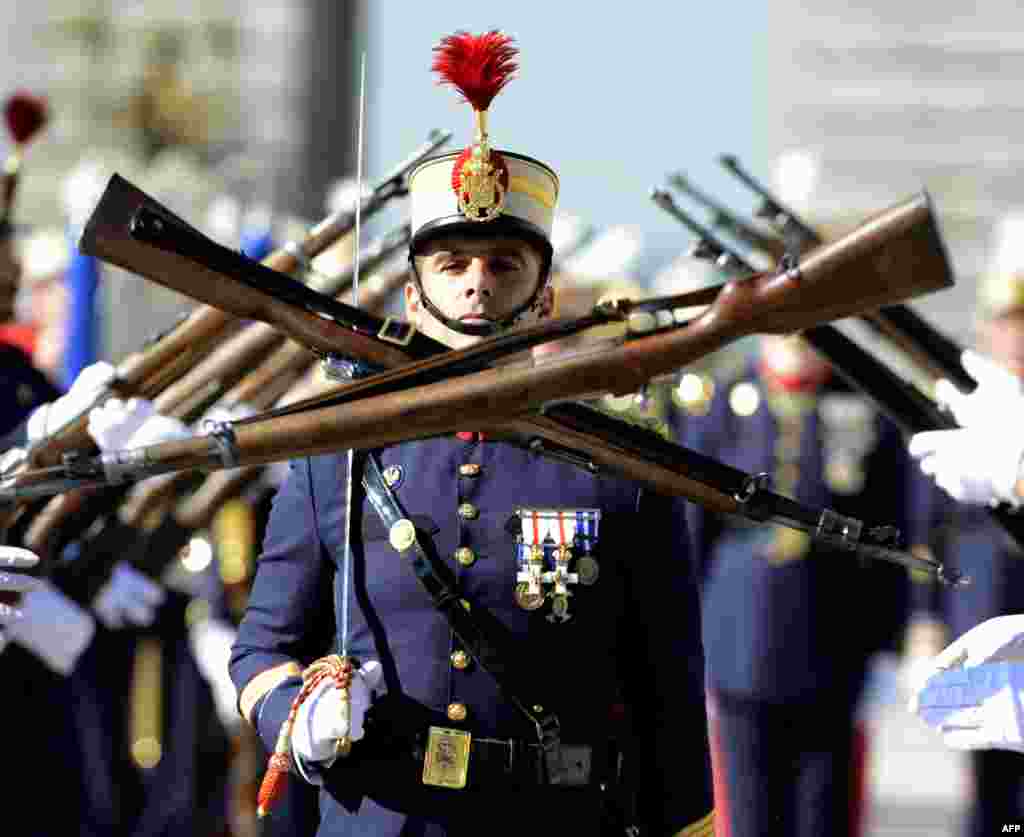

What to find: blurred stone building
left=0, top=0, right=359, bottom=364
left=766, top=1, right=1024, bottom=344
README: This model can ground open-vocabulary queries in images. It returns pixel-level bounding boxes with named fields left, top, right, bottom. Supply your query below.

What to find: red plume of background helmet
left=0, top=91, right=49, bottom=228
left=431, top=31, right=518, bottom=113
left=5, top=91, right=48, bottom=147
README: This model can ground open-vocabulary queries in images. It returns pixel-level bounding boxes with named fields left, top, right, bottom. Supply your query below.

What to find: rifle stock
left=719, top=154, right=975, bottom=392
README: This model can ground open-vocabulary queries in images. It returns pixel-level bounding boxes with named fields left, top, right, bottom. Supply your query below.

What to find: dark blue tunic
left=231, top=436, right=715, bottom=836
left=0, top=343, right=90, bottom=836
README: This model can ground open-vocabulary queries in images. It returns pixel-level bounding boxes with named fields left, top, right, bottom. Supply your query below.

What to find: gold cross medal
left=516, top=509, right=601, bottom=621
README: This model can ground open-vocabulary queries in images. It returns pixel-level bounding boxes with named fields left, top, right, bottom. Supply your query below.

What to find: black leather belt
left=410, top=733, right=600, bottom=788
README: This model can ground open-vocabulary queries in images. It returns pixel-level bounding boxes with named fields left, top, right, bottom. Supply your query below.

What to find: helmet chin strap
left=408, top=256, right=549, bottom=338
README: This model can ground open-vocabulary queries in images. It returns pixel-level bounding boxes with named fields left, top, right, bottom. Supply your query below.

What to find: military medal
left=515, top=526, right=545, bottom=611
left=576, top=556, right=600, bottom=586
left=824, top=455, right=865, bottom=495
left=549, top=593, right=571, bottom=622
left=819, top=395, right=877, bottom=496
left=546, top=543, right=577, bottom=623
left=516, top=508, right=601, bottom=619
left=573, top=509, right=601, bottom=586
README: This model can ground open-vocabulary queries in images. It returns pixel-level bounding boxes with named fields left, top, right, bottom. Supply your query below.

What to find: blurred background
left=5, top=0, right=1007, bottom=373
left=3, top=2, right=1019, bottom=833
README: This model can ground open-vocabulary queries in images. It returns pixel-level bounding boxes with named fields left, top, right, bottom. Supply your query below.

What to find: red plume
left=431, top=31, right=518, bottom=112
left=5, top=91, right=48, bottom=146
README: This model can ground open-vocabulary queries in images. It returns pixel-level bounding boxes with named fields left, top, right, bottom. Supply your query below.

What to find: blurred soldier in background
left=670, top=153, right=926, bottom=836
left=903, top=212, right=1024, bottom=836
left=535, top=225, right=675, bottom=436
left=649, top=253, right=752, bottom=424
left=13, top=226, right=67, bottom=387
left=674, top=322, right=915, bottom=834
left=0, top=220, right=96, bottom=835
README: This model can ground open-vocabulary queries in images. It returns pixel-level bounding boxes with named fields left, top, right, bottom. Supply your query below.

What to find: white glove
left=27, top=361, right=117, bottom=442
left=91, top=562, right=166, bottom=630
left=188, top=617, right=241, bottom=730
left=911, top=615, right=1024, bottom=752
left=88, top=397, right=191, bottom=451
left=909, top=427, right=1024, bottom=506
left=908, top=350, right=1024, bottom=506
left=292, top=660, right=383, bottom=771
left=935, top=350, right=1024, bottom=428
left=0, top=546, right=40, bottom=627
left=5, top=579, right=96, bottom=674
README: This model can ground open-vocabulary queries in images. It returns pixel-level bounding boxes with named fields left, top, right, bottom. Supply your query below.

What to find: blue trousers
left=714, top=689, right=864, bottom=837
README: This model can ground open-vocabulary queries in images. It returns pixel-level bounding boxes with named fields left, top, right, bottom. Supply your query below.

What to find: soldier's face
left=979, top=313, right=1024, bottom=379
left=406, top=235, right=551, bottom=349
left=760, top=334, right=830, bottom=379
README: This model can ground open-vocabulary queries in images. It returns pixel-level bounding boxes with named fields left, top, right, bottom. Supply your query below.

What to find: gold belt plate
left=422, top=726, right=471, bottom=789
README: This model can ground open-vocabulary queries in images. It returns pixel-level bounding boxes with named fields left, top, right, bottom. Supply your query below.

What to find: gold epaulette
left=239, top=661, right=303, bottom=723
left=674, top=809, right=715, bottom=837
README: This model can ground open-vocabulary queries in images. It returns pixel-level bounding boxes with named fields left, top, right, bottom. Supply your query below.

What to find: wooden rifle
left=2, top=188, right=964, bottom=580
left=655, top=180, right=1024, bottom=557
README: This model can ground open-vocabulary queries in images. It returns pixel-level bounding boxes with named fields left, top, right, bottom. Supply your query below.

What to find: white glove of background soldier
left=91, top=561, right=166, bottom=630
left=0, top=546, right=40, bottom=625
left=292, top=660, right=383, bottom=771
left=909, top=350, right=1024, bottom=506
left=27, top=361, right=117, bottom=442
left=88, top=396, right=191, bottom=452
left=0, top=546, right=95, bottom=674
left=911, top=614, right=1024, bottom=752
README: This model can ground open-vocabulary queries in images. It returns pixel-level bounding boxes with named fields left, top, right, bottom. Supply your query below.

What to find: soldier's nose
left=463, top=260, right=496, bottom=297
left=463, top=286, right=493, bottom=299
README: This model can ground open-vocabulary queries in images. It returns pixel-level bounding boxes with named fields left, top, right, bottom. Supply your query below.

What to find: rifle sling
left=359, top=451, right=564, bottom=783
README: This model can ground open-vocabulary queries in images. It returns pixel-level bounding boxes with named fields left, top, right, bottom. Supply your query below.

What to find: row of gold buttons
left=448, top=461, right=482, bottom=723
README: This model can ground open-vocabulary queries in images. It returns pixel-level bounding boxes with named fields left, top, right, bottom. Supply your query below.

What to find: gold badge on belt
left=422, top=726, right=472, bottom=789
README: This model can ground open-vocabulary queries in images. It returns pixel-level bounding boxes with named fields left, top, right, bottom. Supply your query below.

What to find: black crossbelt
left=360, top=451, right=565, bottom=784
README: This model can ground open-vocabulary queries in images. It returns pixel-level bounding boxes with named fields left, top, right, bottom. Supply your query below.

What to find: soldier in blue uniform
left=229, top=31, right=714, bottom=837
left=0, top=227, right=96, bottom=836
left=905, top=218, right=1024, bottom=836
left=0, top=229, right=62, bottom=436
left=673, top=332, right=916, bottom=837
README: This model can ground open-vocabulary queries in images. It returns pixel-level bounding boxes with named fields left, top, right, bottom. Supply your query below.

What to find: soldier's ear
left=537, top=283, right=554, bottom=318
left=404, top=281, right=422, bottom=327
